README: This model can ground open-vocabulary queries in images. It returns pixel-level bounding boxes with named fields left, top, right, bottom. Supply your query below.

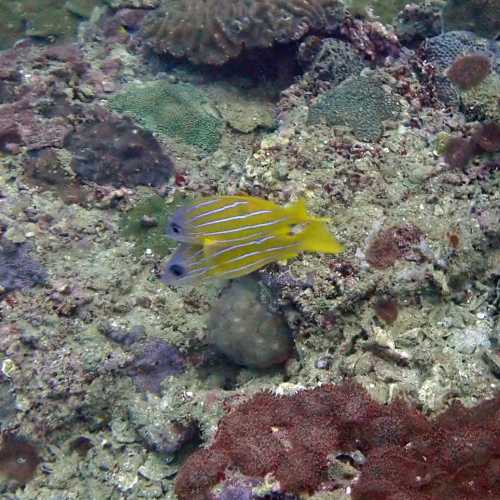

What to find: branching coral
left=143, top=0, right=346, bottom=65
left=175, top=382, right=500, bottom=499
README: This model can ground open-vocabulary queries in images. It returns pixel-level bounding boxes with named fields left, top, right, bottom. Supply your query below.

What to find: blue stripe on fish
left=193, top=210, right=275, bottom=228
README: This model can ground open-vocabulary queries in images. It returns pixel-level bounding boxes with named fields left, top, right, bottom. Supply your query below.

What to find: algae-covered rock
left=0, top=3, right=24, bottom=50
left=443, top=0, right=500, bottom=39
left=110, top=81, right=224, bottom=152
left=460, top=72, right=500, bottom=122
left=345, top=0, right=409, bottom=24
left=308, top=75, right=401, bottom=142
left=207, top=277, right=293, bottom=369
left=23, top=0, right=79, bottom=39
left=65, top=0, right=103, bottom=18
left=120, top=195, right=180, bottom=258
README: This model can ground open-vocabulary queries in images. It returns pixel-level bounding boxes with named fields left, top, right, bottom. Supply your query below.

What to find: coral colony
left=0, top=0, right=498, bottom=498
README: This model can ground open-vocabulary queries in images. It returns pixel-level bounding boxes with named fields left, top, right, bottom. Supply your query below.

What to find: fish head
left=160, top=244, right=208, bottom=286
left=165, top=206, right=190, bottom=242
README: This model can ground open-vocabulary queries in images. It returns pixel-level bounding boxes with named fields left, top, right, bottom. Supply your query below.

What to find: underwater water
left=0, top=0, right=499, bottom=498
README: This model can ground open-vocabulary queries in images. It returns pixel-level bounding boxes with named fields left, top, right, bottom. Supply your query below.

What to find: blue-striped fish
left=165, top=195, right=325, bottom=245
left=161, top=220, right=343, bottom=286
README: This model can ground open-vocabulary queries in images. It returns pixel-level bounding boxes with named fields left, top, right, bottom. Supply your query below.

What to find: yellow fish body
left=165, top=195, right=324, bottom=244
left=161, top=219, right=343, bottom=286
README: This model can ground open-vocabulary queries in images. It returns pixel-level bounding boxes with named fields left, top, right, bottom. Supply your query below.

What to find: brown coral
left=446, top=53, right=491, bottom=91
left=143, top=0, right=345, bottom=65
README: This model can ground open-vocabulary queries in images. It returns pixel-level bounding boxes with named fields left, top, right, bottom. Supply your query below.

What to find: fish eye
left=170, top=222, right=182, bottom=234
left=169, top=264, right=185, bottom=277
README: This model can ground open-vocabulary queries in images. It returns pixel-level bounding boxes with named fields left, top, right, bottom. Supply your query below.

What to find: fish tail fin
left=298, top=221, right=344, bottom=254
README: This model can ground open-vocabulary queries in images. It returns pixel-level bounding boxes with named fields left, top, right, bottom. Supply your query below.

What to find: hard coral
left=175, top=382, right=500, bottom=499
left=143, top=0, right=345, bottom=65
left=110, top=80, right=223, bottom=152
left=308, top=75, right=401, bottom=142
left=447, top=53, right=492, bottom=91
left=64, top=112, right=174, bottom=187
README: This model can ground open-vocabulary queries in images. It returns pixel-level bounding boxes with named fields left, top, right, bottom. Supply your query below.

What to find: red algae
left=446, top=53, right=492, bottom=90
left=175, top=383, right=500, bottom=499
left=366, top=225, right=423, bottom=269
left=373, top=297, right=399, bottom=324
left=443, top=135, right=476, bottom=169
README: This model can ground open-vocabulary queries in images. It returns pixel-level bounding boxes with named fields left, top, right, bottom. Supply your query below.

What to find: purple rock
left=129, top=339, right=185, bottom=394
left=0, top=240, right=47, bottom=294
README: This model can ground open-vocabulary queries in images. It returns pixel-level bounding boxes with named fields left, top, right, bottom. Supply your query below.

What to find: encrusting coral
left=175, top=382, right=500, bottom=499
left=142, top=0, right=346, bottom=65
left=308, top=75, right=401, bottom=142
left=110, top=80, right=223, bottom=152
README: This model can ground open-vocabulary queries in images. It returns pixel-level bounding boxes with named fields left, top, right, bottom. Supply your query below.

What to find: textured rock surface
left=207, top=278, right=293, bottom=369
left=143, top=0, right=346, bottom=65
left=308, top=75, right=401, bottom=141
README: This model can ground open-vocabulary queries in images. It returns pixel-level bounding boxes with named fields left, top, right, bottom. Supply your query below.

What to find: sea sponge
left=308, top=75, right=401, bottom=142
left=110, top=80, right=223, bottom=152
left=207, top=277, right=293, bottom=369
left=142, top=0, right=346, bottom=65
left=64, top=113, right=174, bottom=187
left=446, top=53, right=492, bottom=90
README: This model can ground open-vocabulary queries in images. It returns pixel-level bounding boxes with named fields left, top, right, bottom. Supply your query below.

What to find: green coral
left=110, top=81, right=224, bottom=152
left=308, top=75, right=401, bottom=142
left=120, top=195, right=180, bottom=257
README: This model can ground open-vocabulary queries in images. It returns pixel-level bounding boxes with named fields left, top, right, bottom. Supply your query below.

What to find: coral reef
left=308, top=75, right=401, bottom=141
left=142, top=0, right=346, bottom=65
left=175, top=382, right=500, bottom=499
left=394, top=2, right=442, bottom=46
left=0, top=240, right=47, bottom=295
left=64, top=112, right=174, bottom=187
left=207, top=278, right=293, bottom=369
left=110, top=81, right=223, bottom=152
left=442, top=0, right=500, bottom=39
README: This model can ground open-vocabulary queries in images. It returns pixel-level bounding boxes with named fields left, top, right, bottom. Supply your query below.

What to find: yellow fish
left=165, top=195, right=327, bottom=244
left=161, top=219, right=343, bottom=286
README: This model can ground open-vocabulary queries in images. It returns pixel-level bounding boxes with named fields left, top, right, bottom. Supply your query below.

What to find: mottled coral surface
left=143, top=0, right=345, bottom=65
left=176, top=382, right=500, bottom=499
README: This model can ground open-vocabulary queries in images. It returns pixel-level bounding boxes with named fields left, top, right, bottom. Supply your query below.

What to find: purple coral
left=0, top=239, right=47, bottom=294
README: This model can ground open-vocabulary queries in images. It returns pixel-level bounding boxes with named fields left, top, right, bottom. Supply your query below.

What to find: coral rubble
left=143, top=0, right=346, bottom=65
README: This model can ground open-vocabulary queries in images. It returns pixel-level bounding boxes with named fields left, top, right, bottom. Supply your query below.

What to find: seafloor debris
left=142, top=0, right=346, bottom=65
left=175, top=381, right=500, bottom=499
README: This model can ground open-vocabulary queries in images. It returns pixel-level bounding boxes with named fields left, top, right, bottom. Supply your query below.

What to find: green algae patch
left=120, top=195, right=180, bottom=257
left=110, top=81, right=224, bottom=153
